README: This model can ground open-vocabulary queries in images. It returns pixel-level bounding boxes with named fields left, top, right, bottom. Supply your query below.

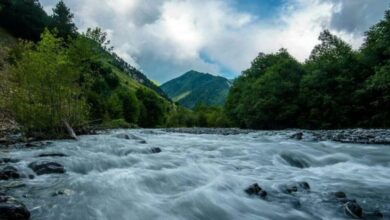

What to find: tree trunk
left=62, top=120, right=78, bottom=140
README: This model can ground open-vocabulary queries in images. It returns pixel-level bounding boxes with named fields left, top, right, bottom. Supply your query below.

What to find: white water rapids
left=2, top=129, right=390, bottom=220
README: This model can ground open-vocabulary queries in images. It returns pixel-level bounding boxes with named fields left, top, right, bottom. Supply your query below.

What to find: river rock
left=151, top=147, right=162, bottom=154
left=115, top=133, right=131, bottom=140
left=0, top=166, right=20, bottom=180
left=38, top=153, right=67, bottom=157
left=344, top=201, right=363, bottom=219
left=290, top=132, right=303, bottom=140
left=280, top=153, right=310, bottom=168
left=0, top=158, right=20, bottom=164
left=25, top=142, right=45, bottom=148
left=52, top=189, right=74, bottom=197
left=0, top=195, right=30, bottom=220
left=115, top=133, right=147, bottom=143
left=245, top=183, right=267, bottom=199
left=28, top=161, right=65, bottom=175
left=333, top=191, right=347, bottom=199
left=282, top=181, right=310, bottom=194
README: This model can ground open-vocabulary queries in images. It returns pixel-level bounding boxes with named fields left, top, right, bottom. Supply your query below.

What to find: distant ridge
left=160, top=70, right=231, bottom=109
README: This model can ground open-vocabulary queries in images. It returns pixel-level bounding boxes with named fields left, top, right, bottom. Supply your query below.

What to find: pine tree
left=49, top=0, right=77, bottom=40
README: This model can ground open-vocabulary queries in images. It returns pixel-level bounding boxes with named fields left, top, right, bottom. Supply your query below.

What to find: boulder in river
left=150, top=147, right=162, bottom=154
left=344, top=201, right=363, bottom=219
left=280, top=153, right=311, bottom=169
left=25, top=142, right=47, bottom=148
left=0, top=158, right=20, bottom=164
left=0, top=195, right=30, bottom=220
left=38, top=153, right=68, bottom=157
left=28, top=161, right=65, bottom=175
left=245, top=183, right=267, bottom=199
left=333, top=191, right=347, bottom=199
left=0, top=166, right=20, bottom=180
left=52, top=189, right=74, bottom=197
left=290, top=132, right=303, bottom=140
left=282, top=181, right=310, bottom=194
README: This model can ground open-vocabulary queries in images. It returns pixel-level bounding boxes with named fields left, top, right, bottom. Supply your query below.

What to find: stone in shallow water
left=344, top=201, right=363, bottom=219
left=245, top=183, right=267, bottom=199
left=0, top=195, right=30, bottom=220
left=52, top=189, right=74, bottom=197
left=282, top=181, right=310, bottom=194
left=0, top=166, right=20, bottom=180
left=38, top=153, right=68, bottom=157
left=28, top=161, right=65, bottom=175
left=333, top=191, right=347, bottom=199
left=151, top=147, right=162, bottom=154
left=25, top=142, right=46, bottom=148
left=290, top=132, right=303, bottom=140
left=0, top=158, right=20, bottom=164
left=280, top=153, right=310, bottom=169
left=115, top=133, right=147, bottom=143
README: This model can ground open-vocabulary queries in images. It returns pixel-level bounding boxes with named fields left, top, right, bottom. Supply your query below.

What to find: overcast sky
left=41, top=0, right=390, bottom=83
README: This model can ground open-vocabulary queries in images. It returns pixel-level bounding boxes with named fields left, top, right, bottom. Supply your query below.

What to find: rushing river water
left=2, top=129, right=390, bottom=220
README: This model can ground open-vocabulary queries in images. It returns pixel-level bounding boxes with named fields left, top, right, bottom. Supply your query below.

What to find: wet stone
left=280, top=153, right=310, bottom=169
left=52, top=189, right=74, bottom=197
left=333, top=191, right=347, bottom=199
left=115, top=133, right=131, bottom=140
left=38, top=153, right=68, bottom=157
left=282, top=181, right=310, bottom=194
left=25, top=142, right=46, bottom=148
left=28, top=161, right=66, bottom=175
left=151, top=148, right=162, bottom=154
left=290, top=132, right=303, bottom=140
left=344, top=201, right=363, bottom=219
left=245, top=183, right=267, bottom=199
left=0, top=195, right=30, bottom=220
left=0, top=166, right=20, bottom=180
left=0, top=158, right=19, bottom=164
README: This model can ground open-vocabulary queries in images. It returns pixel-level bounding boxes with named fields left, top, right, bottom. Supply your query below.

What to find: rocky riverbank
left=289, top=129, right=390, bottom=145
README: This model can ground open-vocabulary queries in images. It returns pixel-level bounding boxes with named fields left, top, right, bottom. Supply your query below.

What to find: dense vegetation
left=225, top=10, right=390, bottom=129
left=161, top=70, right=231, bottom=109
left=0, top=0, right=227, bottom=137
left=1, top=0, right=389, bottom=134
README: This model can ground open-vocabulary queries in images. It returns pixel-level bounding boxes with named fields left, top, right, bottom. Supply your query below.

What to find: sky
left=40, top=0, right=390, bottom=83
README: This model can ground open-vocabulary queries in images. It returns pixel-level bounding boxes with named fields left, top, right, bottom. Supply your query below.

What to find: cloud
left=40, top=0, right=390, bottom=82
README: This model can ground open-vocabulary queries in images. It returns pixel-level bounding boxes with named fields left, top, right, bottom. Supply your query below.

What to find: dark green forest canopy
left=225, top=9, right=390, bottom=129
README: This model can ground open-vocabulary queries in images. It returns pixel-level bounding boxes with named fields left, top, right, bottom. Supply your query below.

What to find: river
left=1, top=129, right=390, bottom=220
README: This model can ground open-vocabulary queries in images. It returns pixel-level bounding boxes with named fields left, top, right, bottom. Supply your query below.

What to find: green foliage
left=193, top=103, right=232, bottom=127
left=299, top=30, right=360, bottom=128
left=136, top=88, right=167, bottom=128
left=118, top=89, right=140, bottom=124
left=165, top=105, right=196, bottom=127
left=5, top=30, right=88, bottom=135
left=358, top=10, right=390, bottom=127
left=85, top=27, right=113, bottom=52
left=160, top=70, right=230, bottom=109
left=165, top=103, right=232, bottom=128
left=225, top=49, right=304, bottom=129
left=225, top=9, right=390, bottom=129
left=0, top=0, right=49, bottom=41
left=49, top=0, right=77, bottom=41
left=99, top=119, right=137, bottom=129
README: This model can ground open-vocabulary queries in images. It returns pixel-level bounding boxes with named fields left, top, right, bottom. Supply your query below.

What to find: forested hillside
left=161, top=70, right=230, bottom=109
left=225, top=10, right=390, bottom=129
left=0, top=0, right=172, bottom=138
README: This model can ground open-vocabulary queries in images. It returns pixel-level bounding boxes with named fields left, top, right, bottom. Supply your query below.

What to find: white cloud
left=40, top=0, right=389, bottom=82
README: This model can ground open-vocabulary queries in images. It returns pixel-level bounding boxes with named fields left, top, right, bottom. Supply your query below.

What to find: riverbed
left=1, top=129, right=390, bottom=220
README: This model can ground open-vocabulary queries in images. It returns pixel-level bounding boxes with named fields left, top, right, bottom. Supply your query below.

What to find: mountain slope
left=161, top=70, right=231, bottom=109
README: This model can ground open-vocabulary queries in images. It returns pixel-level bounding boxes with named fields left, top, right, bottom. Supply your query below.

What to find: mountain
left=160, top=70, right=231, bottom=109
